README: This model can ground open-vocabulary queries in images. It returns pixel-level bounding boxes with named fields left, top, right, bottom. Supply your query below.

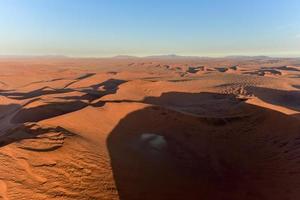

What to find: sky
left=0, top=0, right=299, bottom=57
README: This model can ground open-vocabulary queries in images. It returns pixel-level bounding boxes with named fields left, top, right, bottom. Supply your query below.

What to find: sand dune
left=0, top=57, right=299, bottom=199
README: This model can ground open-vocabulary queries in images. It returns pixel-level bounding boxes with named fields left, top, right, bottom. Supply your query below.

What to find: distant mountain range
left=0, top=54, right=298, bottom=60
left=112, top=54, right=290, bottom=60
left=0, top=55, right=68, bottom=59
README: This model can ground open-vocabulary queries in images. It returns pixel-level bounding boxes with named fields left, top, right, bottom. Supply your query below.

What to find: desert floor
left=0, top=56, right=299, bottom=200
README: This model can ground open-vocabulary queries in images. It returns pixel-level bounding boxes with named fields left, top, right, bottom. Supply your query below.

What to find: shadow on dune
left=107, top=91, right=300, bottom=200
left=0, top=123, right=77, bottom=149
left=293, top=85, right=300, bottom=90
left=215, top=67, right=229, bottom=72
left=274, top=66, right=300, bottom=72
left=57, top=79, right=127, bottom=102
left=244, top=69, right=282, bottom=76
left=143, top=92, right=239, bottom=108
left=0, top=72, right=97, bottom=100
left=246, top=86, right=300, bottom=111
left=0, top=87, right=74, bottom=100
left=79, top=79, right=127, bottom=102
left=0, top=79, right=127, bottom=151
left=63, top=73, right=97, bottom=88
left=0, top=104, right=21, bottom=119
left=9, top=79, right=127, bottom=123
left=0, top=79, right=126, bottom=101
left=11, top=101, right=87, bottom=123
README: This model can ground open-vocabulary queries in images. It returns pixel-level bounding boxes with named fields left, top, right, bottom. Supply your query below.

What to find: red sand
left=0, top=56, right=299, bottom=199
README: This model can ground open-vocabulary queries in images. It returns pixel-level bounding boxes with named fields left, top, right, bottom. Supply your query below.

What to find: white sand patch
left=140, top=133, right=167, bottom=151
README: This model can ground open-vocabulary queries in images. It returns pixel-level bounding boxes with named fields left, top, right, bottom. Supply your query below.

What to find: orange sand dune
left=0, top=57, right=299, bottom=199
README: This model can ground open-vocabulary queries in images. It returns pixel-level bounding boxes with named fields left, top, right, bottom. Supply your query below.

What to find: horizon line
left=0, top=54, right=299, bottom=59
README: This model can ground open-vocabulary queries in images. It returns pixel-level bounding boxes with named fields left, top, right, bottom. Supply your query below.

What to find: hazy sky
left=0, top=0, right=300, bottom=57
